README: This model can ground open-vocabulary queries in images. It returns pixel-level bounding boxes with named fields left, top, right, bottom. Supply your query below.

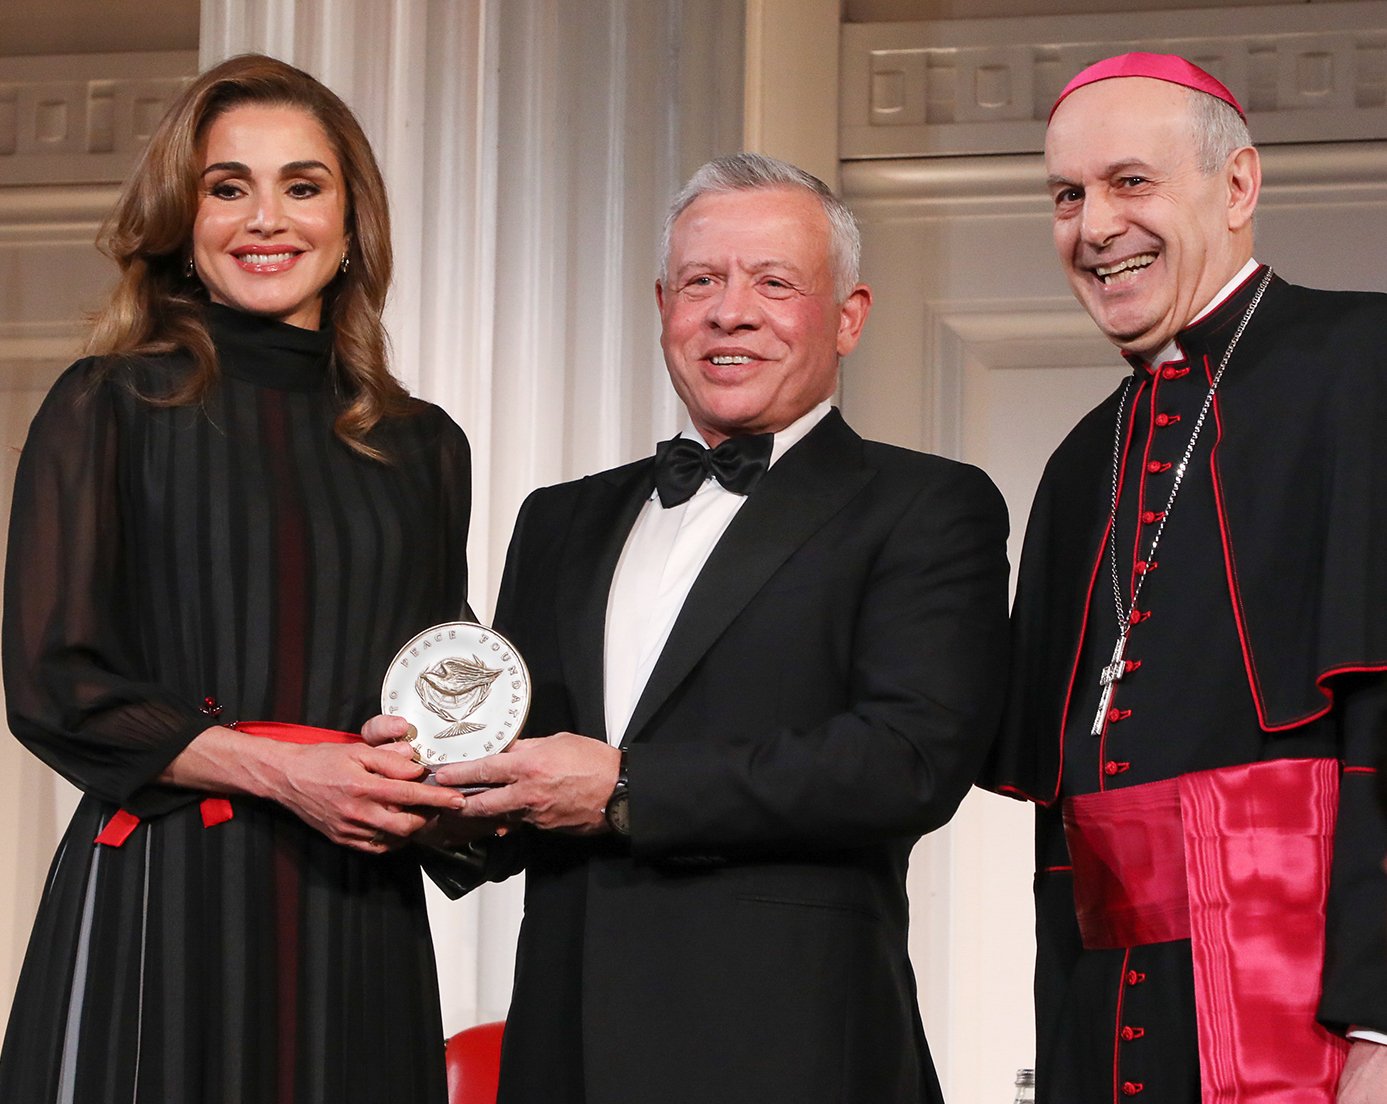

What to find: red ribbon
left=94, top=721, right=361, bottom=847
left=1064, top=759, right=1349, bottom=1101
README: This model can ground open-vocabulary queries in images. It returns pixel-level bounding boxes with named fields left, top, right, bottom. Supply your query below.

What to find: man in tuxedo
left=436, top=153, right=1010, bottom=1103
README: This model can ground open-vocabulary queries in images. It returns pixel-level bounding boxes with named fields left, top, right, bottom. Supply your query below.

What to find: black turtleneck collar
left=206, top=302, right=334, bottom=392
left=1122, top=264, right=1272, bottom=376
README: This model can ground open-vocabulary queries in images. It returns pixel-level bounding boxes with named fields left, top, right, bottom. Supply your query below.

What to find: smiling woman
left=0, top=54, right=471, bottom=1104
left=87, top=51, right=403, bottom=459
left=192, top=103, right=349, bottom=329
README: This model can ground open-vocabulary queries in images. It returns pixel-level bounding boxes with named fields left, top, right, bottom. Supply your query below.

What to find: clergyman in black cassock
left=982, top=52, right=1387, bottom=1103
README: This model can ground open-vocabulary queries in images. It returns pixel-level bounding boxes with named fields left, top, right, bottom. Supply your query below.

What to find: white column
left=742, top=0, right=841, bottom=186
left=200, top=0, right=744, bottom=1032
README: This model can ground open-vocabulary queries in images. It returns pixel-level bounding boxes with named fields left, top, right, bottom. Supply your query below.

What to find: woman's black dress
left=0, top=305, right=471, bottom=1103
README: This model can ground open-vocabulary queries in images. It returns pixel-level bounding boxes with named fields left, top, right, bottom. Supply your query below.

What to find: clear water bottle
left=1013, top=1068, right=1036, bottom=1103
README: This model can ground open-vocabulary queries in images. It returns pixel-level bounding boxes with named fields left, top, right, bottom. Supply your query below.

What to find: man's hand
left=1339, top=1039, right=1387, bottom=1103
left=434, top=733, right=621, bottom=835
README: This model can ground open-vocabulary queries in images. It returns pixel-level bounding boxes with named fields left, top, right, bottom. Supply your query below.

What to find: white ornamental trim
left=841, top=1, right=1387, bottom=159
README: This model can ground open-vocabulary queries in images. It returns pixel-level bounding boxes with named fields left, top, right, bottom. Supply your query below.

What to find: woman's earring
left=339, top=252, right=350, bottom=275
left=184, top=256, right=196, bottom=279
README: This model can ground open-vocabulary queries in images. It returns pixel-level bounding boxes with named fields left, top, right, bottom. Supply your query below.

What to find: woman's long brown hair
left=86, top=53, right=410, bottom=460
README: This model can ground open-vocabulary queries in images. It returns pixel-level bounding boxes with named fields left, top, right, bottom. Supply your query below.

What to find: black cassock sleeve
left=1319, top=673, right=1387, bottom=1034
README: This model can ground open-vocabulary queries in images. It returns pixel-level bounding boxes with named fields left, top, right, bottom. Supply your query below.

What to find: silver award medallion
left=381, top=622, right=531, bottom=769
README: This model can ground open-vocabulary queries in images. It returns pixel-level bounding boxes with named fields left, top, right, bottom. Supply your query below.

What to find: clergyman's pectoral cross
left=1090, top=634, right=1128, bottom=736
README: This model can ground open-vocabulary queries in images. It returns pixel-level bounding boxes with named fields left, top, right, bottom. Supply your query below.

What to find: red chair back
left=446, top=1020, right=505, bottom=1104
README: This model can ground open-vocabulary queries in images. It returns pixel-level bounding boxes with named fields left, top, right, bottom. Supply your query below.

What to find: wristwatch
left=603, top=747, right=630, bottom=837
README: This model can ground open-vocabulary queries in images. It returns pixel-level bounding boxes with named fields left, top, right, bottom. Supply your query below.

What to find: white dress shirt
left=602, top=401, right=832, bottom=747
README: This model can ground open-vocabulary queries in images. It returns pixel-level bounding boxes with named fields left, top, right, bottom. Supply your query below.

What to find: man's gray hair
left=1190, top=90, right=1252, bottom=174
left=660, top=152, right=862, bottom=302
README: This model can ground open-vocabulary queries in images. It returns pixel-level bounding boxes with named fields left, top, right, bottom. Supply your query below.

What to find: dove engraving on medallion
left=383, top=622, right=531, bottom=767
left=415, top=655, right=502, bottom=739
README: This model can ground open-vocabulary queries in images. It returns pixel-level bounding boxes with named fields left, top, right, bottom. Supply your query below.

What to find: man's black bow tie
left=653, top=432, right=774, bottom=508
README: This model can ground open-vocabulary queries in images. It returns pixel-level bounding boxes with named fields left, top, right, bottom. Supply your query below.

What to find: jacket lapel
left=622, top=410, right=872, bottom=745
left=555, top=460, right=655, bottom=741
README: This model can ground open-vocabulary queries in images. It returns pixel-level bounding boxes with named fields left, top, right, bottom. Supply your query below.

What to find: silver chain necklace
left=1089, top=267, right=1273, bottom=737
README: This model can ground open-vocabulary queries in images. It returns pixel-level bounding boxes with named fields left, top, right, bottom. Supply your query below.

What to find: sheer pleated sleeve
left=3, top=360, right=209, bottom=814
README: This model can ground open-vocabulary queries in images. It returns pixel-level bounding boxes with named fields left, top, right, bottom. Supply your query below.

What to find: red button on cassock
left=1125, top=970, right=1147, bottom=986
left=1104, top=761, right=1131, bottom=776
left=1122, top=1083, right=1145, bottom=1097
left=1121, top=1026, right=1146, bottom=1041
left=1154, top=413, right=1182, bottom=427
left=1146, top=461, right=1172, bottom=474
left=1162, top=365, right=1190, bottom=380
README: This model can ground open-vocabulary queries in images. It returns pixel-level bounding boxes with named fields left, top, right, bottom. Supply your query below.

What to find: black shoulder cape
left=986, top=271, right=1387, bottom=803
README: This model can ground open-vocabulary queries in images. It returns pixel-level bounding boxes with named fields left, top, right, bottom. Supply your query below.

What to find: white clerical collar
left=681, top=399, right=832, bottom=470
left=1151, top=258, right=1259, bottom=366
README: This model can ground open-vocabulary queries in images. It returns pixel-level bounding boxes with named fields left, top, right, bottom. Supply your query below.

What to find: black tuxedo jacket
left=488, top=410, right=1009, bottom=1104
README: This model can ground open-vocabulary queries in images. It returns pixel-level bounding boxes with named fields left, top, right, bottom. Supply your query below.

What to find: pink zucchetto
left=1050, top=52, right=1246, bottom=122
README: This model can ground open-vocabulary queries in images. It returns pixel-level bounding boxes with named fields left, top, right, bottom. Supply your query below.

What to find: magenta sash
left=1064, top=759, right=1349, bottom=1102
